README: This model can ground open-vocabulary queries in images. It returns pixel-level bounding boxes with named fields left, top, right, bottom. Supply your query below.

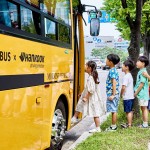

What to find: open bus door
left=73, top=2, right=101, bottom=118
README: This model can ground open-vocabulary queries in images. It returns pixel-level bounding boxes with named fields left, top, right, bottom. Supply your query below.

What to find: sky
left=81, top=0, right=121, bottom=39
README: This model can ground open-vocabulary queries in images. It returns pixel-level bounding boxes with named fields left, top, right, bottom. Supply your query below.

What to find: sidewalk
left=68, top=113, right=110, bottom=150
left=62, top=116, right=93, bottom=150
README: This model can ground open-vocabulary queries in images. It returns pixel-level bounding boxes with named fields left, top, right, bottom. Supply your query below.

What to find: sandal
left=121, top=123, right=128, bottom=128
left=121, top=123, right=132, bottom=128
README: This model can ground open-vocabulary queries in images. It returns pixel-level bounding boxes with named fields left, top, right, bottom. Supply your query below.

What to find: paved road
left=62, top=69, right=124, bottom=150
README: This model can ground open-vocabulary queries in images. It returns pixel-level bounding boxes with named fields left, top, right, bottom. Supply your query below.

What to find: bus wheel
left=50, top=100, right=66, bottom=150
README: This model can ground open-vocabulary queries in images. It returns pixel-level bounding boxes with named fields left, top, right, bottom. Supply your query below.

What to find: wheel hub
left=51, top=109, right=66, bottom=146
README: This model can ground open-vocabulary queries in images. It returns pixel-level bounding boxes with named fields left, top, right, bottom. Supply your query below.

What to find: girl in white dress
left=71, top=60, right=105, bottom=133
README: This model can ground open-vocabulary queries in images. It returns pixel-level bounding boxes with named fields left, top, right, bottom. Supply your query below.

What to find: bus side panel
left=0, top=34, right=74, bottom=149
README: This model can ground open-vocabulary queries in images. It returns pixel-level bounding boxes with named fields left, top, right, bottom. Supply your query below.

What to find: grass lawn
left=75, top=101, right=150, bottom=150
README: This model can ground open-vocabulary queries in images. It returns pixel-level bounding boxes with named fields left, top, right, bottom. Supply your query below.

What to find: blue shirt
left=106, top=67, right=119, bottom=97
left=134, top=68, right=149, bottom=100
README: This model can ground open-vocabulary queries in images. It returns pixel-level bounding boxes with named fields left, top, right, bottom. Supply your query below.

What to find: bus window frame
left=44, top=17, right=57, bottom=40
left=0, top=0, right=72, bottom=49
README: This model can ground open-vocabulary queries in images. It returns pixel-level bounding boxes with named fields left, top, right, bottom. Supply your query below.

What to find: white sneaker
left=105, top=126, right=117, bottom=132
left=71, top=117, right=79, bottom=124
left=89, top=128, right=101, bottom=133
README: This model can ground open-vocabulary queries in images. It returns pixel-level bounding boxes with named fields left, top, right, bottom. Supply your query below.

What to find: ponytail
left=92, top=69, right=99, bottom=84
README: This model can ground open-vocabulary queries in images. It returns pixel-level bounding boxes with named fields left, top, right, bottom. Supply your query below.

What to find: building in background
left=85, top=36, right=114, bottom=58
left=114, top=38, right=129, bottom=51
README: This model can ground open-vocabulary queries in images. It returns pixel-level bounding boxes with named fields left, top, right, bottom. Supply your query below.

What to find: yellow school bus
left=0, top=0, right=100, bottom=149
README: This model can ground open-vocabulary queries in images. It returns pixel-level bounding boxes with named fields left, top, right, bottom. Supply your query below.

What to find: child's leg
left=126, top=111, right=133, bottom=126
left=89, top=117, right=101, bottom=133
left=73, top=111, right=80, bottom=118
left=112, top=112, right=117, bottom=125
left=124, top=99, right=134, bottom=126
left=73, top=96, right=84, bottom=119
left=71, top=111, right=80, bottom=124
left=106, top=95, right=119, bottom=131
left=141, top=106, right=148, bottom=123
left=94, top=117, right=100, bottom=127
left=138, top=100, right=148, bottom=127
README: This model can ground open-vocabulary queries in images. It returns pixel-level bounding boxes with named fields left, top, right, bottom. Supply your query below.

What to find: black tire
left=46, top=100, right=66, bottom=150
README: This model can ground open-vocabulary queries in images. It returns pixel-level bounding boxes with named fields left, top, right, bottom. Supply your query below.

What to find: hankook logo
left=19, top=52, right=45, bottom=63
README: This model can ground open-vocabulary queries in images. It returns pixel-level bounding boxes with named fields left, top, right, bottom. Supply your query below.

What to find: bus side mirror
left=90, top=18, right=100, bottom=36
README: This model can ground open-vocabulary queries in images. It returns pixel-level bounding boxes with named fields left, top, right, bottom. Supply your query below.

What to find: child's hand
left=108, top=95, right=115, bottom=101
left=78, top=93, right=81, bottom=97
left=82, top=97, right=88, bottom=102
left=134, top=93, right=137, bottom=97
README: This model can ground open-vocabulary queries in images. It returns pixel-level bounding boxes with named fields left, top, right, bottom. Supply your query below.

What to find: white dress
left=76, top=75, right=106, bottom=118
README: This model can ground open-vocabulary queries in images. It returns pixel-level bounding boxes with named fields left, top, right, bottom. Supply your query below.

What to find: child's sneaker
left=89, top=128, right=101, bottom=133
left=138, top=124, right=148, bottom=128
left=71, top=117, right=79, bottom=124
left=105, top=126, right=117, bottom=132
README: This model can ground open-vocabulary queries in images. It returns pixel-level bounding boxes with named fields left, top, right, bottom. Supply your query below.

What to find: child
left=120, top=59, right=135, bottom=128
left=134, top=56, right=149, bottom=128
left=105, top=54, right=120, bottom=131
left=142, top=72, right=150, bottom=113
left=71, top=60, right=105, bottom=133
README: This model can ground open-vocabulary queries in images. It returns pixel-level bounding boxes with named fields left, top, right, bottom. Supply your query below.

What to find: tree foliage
left=141, top=1, right=150, bottom=36
left=72, top=0, right=79, bottom=8
left=91, top=47, right=128, bottom=62
left=103, top=0, right=150, bottom=41
left=103, top=0, right=132, bottom=40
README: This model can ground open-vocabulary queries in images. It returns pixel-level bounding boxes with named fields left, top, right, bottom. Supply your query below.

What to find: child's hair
left=107, top=54, right=120, bottom=65
left=86, top=60, right=99, bottom=84
left=123, top=59, right=135, bottom=71
left=138, top=56, right=149, bottom=67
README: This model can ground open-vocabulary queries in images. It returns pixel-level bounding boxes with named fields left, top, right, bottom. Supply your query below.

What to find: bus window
left=0, top=1, right=18, bottom=28
left=40, top=0, right=71, bottom=25
left=40, top=0, right=54, bottom=16
left=58, top=24, right=70, bottom=43
left=55, top=0, right=71, bottom=25
left=44, top=18, right=56, bottom=40
left=20, top=0, right=40, bottom=9
left=21, top=6, right=41, bottom=35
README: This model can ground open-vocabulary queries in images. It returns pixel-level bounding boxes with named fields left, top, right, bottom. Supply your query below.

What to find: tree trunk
left=143, top=33, right=150, bottom=73
left=128, top=28, right=141, bottom=118
left=121, top=0, right=143, bottom=118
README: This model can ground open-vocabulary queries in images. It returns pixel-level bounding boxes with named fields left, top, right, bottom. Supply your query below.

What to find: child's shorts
left=123, top=99, right=134, bottom=112
left=138, top=99, right=148, bottom=106
left=147, top=100, right=150, bottom=110
left=106, top=95, right=119, bottom=112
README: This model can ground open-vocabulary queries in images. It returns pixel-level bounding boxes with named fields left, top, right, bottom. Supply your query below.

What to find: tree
left=103, top=1, right=150, bottom=68
left=103, top=0, right=143, bottom=117
left=142, top=1, right=150, bottom=69
left=91, top=47, right=128, bottom=62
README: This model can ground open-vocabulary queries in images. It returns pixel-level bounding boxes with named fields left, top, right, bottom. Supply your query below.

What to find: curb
left=68, top=132, right=92, bottom=150
left=68, top=113, right=110, bottom=150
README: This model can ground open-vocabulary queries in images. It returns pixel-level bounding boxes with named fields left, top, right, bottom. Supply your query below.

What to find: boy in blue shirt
left=105, top=54, right=120, bottom=131
left=134, top=56, right=149, bottom=128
